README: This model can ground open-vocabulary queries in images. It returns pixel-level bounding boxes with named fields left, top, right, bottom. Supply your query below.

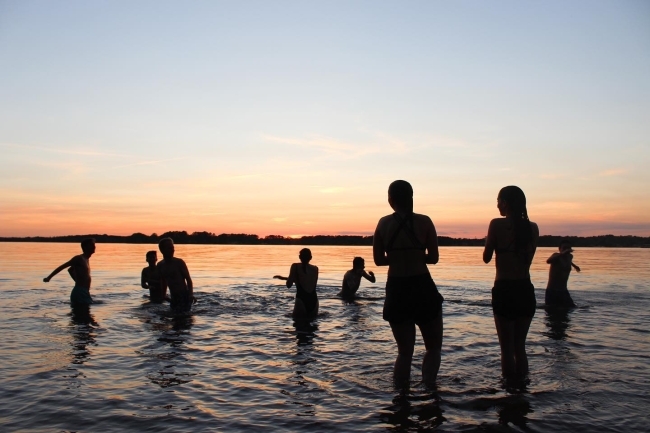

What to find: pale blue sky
left=1, top=1, right=649, bottom=237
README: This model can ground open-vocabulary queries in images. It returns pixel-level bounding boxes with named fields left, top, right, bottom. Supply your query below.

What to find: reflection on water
left=69, top=306, right=98, bottom=366
left=544, top=307, right=572, bottom=341
left=496, top=395, right=533, bottom=429
left=141, top=306, right=196, bottom=388
left=293, top=319, right=318, bottom=347
left=0, top=244, right=649, bottom=432
left=380, top=393, right=445, bottom=432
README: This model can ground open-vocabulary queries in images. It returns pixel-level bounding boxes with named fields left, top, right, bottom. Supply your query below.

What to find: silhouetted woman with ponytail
left=373, top=180, right=443, bottom=388
left=483, top=186, right=539, bottom=382
left=274, top=248, right=319, bottom=319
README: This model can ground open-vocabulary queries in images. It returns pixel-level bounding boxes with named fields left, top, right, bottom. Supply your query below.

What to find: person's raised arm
left=363, top=270, right=376, bottom=283
left=571, top=262, right=581, bottom=272
left=373, top=222, right=388, bottom=266
left=483, top=220, right=496, bottom=264
left=425, top=217, right=439, bottom=265
left=546, top=252, right=561, bottom=264
left=43, top=258, right=73, bottom=282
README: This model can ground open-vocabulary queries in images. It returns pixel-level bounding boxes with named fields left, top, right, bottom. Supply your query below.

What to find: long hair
left=498, top=186, right=532, bottom=252
left=388, top=180, right=414, bottom=214
left=299, top=248, right=311, bottom=272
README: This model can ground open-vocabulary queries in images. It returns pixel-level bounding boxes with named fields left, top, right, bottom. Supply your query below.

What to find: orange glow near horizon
left=1, top=3, right=648, bottom=239
left=2, top=188, right=649, bottom=238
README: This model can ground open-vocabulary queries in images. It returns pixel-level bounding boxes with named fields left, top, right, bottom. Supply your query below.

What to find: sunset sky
left=1, top=1, right=649, bottom=238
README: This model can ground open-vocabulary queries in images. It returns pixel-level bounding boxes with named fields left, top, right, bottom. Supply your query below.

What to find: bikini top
left=385, top=213, right=426, bottom=253
left=495, top=238, right=530, bottom=264
left=495, top=239, right=516, bottom=254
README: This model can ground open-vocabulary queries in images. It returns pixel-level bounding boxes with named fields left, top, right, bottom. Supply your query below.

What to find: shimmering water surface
left=0, top=243, right=648, bottom=432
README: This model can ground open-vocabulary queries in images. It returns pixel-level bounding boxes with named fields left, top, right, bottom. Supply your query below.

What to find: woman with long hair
left=274, top=248, right=319, bottom=319
left=483, top=186, right=539, bottom=381
left=373, top=180, right=443, bottom=387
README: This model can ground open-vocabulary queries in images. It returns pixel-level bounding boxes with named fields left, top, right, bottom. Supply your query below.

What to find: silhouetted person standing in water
left=373, top=180, right=443, bottom=388
left=157, top=238, right=195, bottom=313
left=545, top=239, right=580, bottom=308
left=483, top=186, right=539, bottom=383
left=43, top=238, right=96, bottom=306
left=274, top=248, right=319, bottom=319
left=141, top=250, right=166, bottom=303
left=339, top=257, right=376, bottom=300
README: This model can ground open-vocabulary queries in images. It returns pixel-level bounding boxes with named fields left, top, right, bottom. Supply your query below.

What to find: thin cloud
left=319, top=187, right=347, bottom=194
left=598, top=168, right=628, bottom=177
left=261, top=134, right=410, bottom=159
left=540, top=173, right=566, bottom=180
left=0, top=142, right=132, bottom=158
left=109, top=157, right=190, bottom=170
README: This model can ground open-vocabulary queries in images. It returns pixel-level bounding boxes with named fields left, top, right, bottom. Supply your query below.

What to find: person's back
left=158, top=258, right=188, bottom=295
left=43, top=238, right=96, bottom=306
left=547, top=254, right=571, bottom=290
left=141, top=250, right=165, bottom=303
left=274, top=248, right=319, bottom=318
left=545, top=241, right=579, bottom=308
left=70, top=254, right=92, bottom=289
left=373, top=180, right=443, bottom=387
left=340, top=257, right=375, bottom=299
left=483, top=185, right=539, bottom=383
left=375, top=212, right=435, bottom=277
left=488, top=217, right=539, bottom=281
left=293, top=262, right=318, bottom=293
left=290, top=252, right=319, bottom=318
left=157, top=238, right=194, bottom=312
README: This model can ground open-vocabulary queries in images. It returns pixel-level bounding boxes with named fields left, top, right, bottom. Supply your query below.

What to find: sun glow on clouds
left=1, top=2, right=649, bottom=237
left=598, top=168, right=628, bottom=177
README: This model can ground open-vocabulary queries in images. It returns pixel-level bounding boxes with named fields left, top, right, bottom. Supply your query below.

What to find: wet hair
left=498, top=186, right=532, bottom=253
left=146, top=250, right=157, bottom=260
left=388, top=180, right=413, bottom=213
left=299, top=248, right=312, bottom=272
left=80, top=238, right=95, bottom=251
left=352, top=257, right=364, bottom=268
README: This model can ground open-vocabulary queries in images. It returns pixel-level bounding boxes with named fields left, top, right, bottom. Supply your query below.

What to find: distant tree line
left=1, top=231, right=649, bottom=247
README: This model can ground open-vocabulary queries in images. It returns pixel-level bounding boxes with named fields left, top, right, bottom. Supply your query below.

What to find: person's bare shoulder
left=489, top=217, right=507, bottom=227
left=413, top=213, right=434, bottom=226
left=530, top=221, right=539, bottom=235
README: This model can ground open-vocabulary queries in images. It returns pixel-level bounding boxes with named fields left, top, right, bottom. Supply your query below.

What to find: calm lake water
left=0, top=243, right=648, bottom=432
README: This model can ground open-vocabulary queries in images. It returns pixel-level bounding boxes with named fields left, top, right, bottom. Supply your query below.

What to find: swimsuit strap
left=386, top=213, right=426, bottom=252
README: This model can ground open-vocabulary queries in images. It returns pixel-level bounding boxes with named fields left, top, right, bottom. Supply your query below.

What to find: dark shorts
left=70, top=286, right=93, bottom=306
left=383, top=273, right=444, bottom=325
left=170, top=292, right=192, bottom=313
left=492, top=279, right=536, bottom=320
left=545, top=288, right=576, bottom=308
left=149, top=288, right=165, bottom=304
